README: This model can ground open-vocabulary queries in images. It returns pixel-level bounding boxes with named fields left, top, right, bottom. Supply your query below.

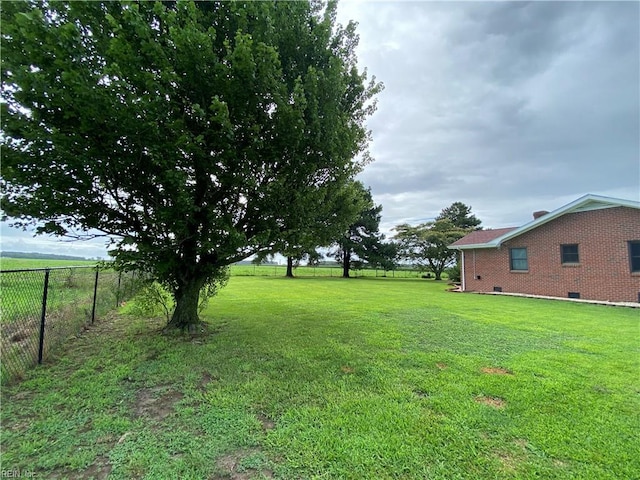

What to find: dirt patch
left=513, top=438, right=528, bottom=449
left=257, top=413, right=275, bottom=431
left=553, top=458, right=569, bottom=468
left=495, top=451, right=518, bottom=473
left=435, top=362, right=448, bottom=370
left=200, top=371, right=218, bottom=389
left=475, top=396, right=506, bottom=409
left=481, top=367, right=513, bottom=376
left=215, top=448, right=273, bottom=480
left=340, top=366, right=355, bottom=374
left=133, top=386, right=184, bottom=421
left=81, top=455, right=112, bottom=480
left=47, top=455, right=112, bottom=480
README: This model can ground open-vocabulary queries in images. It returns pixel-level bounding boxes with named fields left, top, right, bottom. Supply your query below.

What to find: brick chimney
left=533, top=210, right=549, bottom=220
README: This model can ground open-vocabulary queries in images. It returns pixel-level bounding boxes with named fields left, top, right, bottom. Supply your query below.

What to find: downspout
left=460, top=250, right=466, bottom=291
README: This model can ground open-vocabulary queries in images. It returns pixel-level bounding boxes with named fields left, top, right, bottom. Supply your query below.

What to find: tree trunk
left=166, top=277, right=205, bottom=332
left=434, top=268, right=443, bottom=281
left=286, top=256, right=294, bottom=278
left=342, top=250, right=350, bottom=278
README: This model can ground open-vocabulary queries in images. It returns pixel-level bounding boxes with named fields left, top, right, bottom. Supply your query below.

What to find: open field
left=0, top=258, right=99, bottom=271
left=1, top=276, right=638, bottom=479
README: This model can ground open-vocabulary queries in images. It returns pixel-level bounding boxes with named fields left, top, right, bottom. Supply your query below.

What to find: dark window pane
left=561, top=244, right=579, bottom=264
left=510, top=248, right=528, bottom=271
left=630, top=241, right=640, bottom=272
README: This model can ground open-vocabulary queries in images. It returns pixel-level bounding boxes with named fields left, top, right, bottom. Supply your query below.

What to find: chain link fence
left=0, top=266, right=140, bottom=383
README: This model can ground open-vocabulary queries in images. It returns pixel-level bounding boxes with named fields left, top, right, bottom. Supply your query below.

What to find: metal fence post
left=91, top=268, right=99, bottom=324
left=38, top=269, right=50, bottom=365
left=116, top=271, right=122, bottom=308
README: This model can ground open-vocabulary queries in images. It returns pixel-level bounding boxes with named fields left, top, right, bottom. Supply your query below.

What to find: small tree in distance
left=436, top=202, right=482, bottom=230
left=393, top=202, right=481, bottom=280
left=331, top=182, right=388, bottom=278
left=260, top=181, right=368, bottom=278
left=393, top=220, right=467, bottom=280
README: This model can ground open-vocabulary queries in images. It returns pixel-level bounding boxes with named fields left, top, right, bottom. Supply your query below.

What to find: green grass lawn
left=1, top=276, right=638, bottom=479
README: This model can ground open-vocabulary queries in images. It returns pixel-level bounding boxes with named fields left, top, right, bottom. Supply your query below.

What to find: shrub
left=445, top=265, right=461, bottom=283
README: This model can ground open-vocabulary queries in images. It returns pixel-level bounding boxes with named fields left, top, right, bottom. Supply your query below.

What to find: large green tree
left=1, top=1, right=381, bottom=330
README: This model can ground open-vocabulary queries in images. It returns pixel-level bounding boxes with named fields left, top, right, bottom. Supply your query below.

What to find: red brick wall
left=462, top=207, right=640, bottom=303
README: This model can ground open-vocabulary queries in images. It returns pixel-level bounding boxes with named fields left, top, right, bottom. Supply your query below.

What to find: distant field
left=1, top=258, right=429, bottom=280
left=1, top=276, right=637, bottom=479
left=0, top=257, right=99, bottom=271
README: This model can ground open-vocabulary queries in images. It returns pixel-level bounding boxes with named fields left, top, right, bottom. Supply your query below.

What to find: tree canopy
left=1, top=0, right=382, bottom=329
left=436, top=202, right=482, bottom=230
left=393, top=202, right=481, bottom=280
left=331, top=181, right=390, bottom=277
left=260, top=180, right=368, bottom=277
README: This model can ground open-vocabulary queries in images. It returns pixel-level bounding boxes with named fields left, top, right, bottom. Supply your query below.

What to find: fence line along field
left=0, top=261, right=139, bottom=383
left=229, top=264, right=434, bottom=278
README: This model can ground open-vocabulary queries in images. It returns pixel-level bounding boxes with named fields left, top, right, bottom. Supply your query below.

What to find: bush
left=125, top=282, right=173, bottom=322
left=445, top=265, right=461, bottom=283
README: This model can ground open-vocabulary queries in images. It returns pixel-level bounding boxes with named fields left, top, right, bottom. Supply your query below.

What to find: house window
left=510, top=248, right=528, bottom=271
left=561, top=244, right=579, bottom=264
left=629, top=241, right=640, bottom=273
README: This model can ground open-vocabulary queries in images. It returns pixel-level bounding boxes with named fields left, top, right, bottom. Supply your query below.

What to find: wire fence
left=229, top=264, right=436, bottom=278
left=0, top=266, right=140, bottom=383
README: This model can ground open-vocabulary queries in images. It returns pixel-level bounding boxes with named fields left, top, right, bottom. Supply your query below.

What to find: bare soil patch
left=481, top=367, right=513, bottom=376
left=214, top=448, right=273, bottom=480
left=133, top=386, right=184, bottom=421
left=200, top=371, right=218, bottom=389
left=80, top=455, right=112, bottom=480
left=495, top=451, right=518, bottom=472
left=257, top=413, right=275, bottom=431
left=475, top=396, right=507, bottom=409
left=436, top=362, right=448, bottom=370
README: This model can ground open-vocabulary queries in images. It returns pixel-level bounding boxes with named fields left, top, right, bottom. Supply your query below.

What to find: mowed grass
left=1, top=276, right=638, bottom=479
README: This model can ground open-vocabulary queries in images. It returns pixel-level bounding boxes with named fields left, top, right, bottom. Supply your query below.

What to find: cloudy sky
left=1, top=0, right=638, bottom=259
left=338, top=0, right=639, bottom=233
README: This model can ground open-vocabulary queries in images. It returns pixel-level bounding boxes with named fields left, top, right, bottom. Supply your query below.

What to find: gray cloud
left=339, top=0, right=639, bottom=236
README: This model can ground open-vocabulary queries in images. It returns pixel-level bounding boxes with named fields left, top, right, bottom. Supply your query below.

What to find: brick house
left=449, top=194, right=640, bottom=303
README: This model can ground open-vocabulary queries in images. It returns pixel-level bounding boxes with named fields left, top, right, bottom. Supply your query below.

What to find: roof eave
left=449, top=242, right=499, bottom=250
left=489, top=194, right=640, bottom=245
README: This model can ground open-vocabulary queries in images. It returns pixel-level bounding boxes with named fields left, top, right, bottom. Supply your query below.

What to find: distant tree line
left=0, top=251, right=91, bottom=262
left=254, top=192, right=481, bottom=281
